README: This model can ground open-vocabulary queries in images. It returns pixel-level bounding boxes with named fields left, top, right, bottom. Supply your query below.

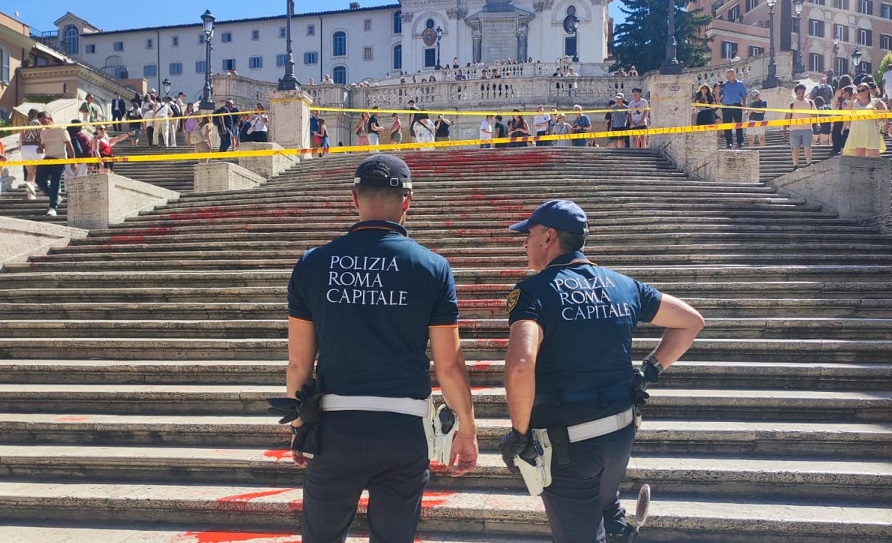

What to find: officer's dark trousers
left=722, top=106, right=744, bottom=146
left=541, top=422, right=636, bottom=543
left=301, top=411, right=430, bottom=543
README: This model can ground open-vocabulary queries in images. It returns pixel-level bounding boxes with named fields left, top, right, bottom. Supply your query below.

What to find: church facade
left=49, top=0, right=612, bottom=103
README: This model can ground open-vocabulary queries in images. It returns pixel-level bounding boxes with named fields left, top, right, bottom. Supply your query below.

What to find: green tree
left=874, top=52, right=892, bottom=85
left=612, top=0, right=712, bottom=73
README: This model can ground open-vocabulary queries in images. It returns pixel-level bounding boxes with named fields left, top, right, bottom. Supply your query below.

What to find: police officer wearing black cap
left=499, top=200, right=704, bottom=543
left=286, top=154, right=479, bottom=543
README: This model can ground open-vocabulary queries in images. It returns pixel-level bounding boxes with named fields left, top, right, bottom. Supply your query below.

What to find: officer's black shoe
left=606, top=525, right=639, bottom=543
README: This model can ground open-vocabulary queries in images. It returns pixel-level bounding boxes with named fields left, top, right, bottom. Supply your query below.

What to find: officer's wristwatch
left=641, top=353, right=664, bottom=383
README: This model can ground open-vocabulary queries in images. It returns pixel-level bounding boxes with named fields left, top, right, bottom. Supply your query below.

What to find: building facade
left=47, top=0, right=613, bottom=105
left=689, top=0, right=892, bottom=78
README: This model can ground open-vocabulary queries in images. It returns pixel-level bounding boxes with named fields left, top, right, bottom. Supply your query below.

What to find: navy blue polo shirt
left=507, top=251, right=662, bottom=427
left=288, top=220, right=459, bottom=399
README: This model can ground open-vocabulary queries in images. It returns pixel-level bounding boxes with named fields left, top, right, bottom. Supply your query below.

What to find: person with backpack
left=34, top=112, right=76, bottom=216
left=746, top=89, right=768, bottom=147
left=783, top=83, right=817, bottom=170
left=154, top=96, right=175, bottom=148
left=809, top=77, right=835, bottom=105
left=66, top=120, right=94, bottom=177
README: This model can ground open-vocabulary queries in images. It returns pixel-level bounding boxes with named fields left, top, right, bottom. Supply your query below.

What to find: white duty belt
left=566, top=407, right=635, bottom=442
left=320, top=394, right=456, bottom=464
left=320, top=394, right=430, bottom=417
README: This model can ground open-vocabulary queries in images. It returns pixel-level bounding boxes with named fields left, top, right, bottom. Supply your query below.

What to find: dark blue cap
left=509, top=200, right=589, bottom=235
left=353, top=154, right=413, bottom=190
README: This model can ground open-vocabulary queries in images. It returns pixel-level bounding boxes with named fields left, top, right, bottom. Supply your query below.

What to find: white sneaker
left=46, top=208, right=57, bottom=216
left=24, top=183, right=37, bottom=200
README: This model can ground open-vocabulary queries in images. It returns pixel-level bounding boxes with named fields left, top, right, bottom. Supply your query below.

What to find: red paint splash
left=421, top=491, right=455, bottom=509
left=216, top=488, right=295, bottom=511
left=179, top=530, right=302, bottom=543
left=356, top=490, right=455, bottom=514
left=55, top=416, right=90, bottom=422
left=262, top=449, right=293, bottom=462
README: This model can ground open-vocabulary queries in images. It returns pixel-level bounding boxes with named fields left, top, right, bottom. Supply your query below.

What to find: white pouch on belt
left=422, top=401, right=458, bottom=465
left=516, top=428, right=553, bottom=496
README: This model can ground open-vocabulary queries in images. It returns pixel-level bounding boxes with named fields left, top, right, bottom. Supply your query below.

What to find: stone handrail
left=684, top=51, right=794, bottom=89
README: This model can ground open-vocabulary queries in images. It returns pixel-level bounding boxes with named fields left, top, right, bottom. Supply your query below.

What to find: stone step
left=0, top=384, right=886, bottom=422
left=9, top=252, right=892, bottom=273
left=0, top=481, right=886, bottom=543
left=0, top=413, right=887, bottom=459
left=98, top=213, right=850, bottom=235
left=51, top=230, right=892, bottom=254
left=162, top=188, right=784, bottom=211
left=0, top=357, right=886, bottom=391
left=2, top=266, right=890, bottom=289
left=0, top=525, right=553, bottom=543
left=31, top=242, right=892, bottom=264
left=0, top=316, right=888, bottom=340
left=146, top=191, right=806, bottom=206
left=1, top=444, right=889, bottom=502
left=77, top=224, right=878, bottom=246
left=1, top=297, right=888, bottom=320
left=0, top=332, right=889, bottom=362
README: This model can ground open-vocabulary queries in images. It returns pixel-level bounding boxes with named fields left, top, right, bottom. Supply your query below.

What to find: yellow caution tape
left=2, top=112, right=888, bottom=168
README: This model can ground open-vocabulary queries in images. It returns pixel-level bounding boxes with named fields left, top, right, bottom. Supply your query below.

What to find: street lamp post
left=162, top=78, right=172, bottom=96
left=851, top=48, right=862, bottom=79
left=763, top=0, right=780, bottom=88
left=278, top=0, right=300, bottom=91
left=659, top=0, right=684, bottom=74
left=199, top=9, right=216, bottom=111
left=436, top=26, right=443, bottom=69
left=793, top=0, right=805, bottom=75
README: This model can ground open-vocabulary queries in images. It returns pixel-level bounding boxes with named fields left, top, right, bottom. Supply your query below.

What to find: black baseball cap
left=353, top=154, right=413, bottom=190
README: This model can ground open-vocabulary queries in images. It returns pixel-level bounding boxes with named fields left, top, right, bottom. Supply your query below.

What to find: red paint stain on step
left=216, top=488, right=295, bottom=511
left=55, top=416, right=90, bottom=422
left=262, top=449, right=293, bottom=462
left=357, top=490, right=454, bottom=514
left=421, top=491, right=455, bottom=509
left=177, top=530, right=302, bottom=543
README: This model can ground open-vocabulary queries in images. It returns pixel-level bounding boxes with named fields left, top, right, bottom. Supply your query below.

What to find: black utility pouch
left=547, top=426, right=573, bottom=467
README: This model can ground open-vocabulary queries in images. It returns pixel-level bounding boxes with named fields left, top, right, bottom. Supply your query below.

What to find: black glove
left=640, top=354, right=663, bottom=384
left=499, top=428, right=537, bottom=474
left=266, top=379, right=323, bottom=425
left=632, top=369, right=650, bottom=407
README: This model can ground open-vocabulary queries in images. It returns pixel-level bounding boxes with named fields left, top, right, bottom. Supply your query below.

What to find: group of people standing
left=693, top=68, right=889, bottom=168
left=18, top=108, right=131, bottom=216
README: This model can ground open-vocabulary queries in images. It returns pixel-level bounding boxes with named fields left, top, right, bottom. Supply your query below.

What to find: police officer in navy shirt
left=286, top=154, right=478, bottom=543
left=500, top=200, right=704, bottom=543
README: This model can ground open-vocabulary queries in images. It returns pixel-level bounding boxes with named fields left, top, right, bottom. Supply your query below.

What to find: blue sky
left=6, top=0, right=625, bottom=34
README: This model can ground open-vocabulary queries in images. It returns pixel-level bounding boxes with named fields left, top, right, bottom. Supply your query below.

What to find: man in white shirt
left=533, top=106, right=551, bottom=147
left=480, top=115, right=494, bottom=148
left=154, top=96, right=174, bottom=148
left=882, top=65, right=892, bottom=98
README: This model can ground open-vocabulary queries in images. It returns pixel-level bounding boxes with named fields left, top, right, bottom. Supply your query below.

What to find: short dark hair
left=355, top=183, right=410, bottom=201
left=557, top=230, right=587, bottom=253
left=794, top=83, right=807, bottom=92
left=632, top=87, right=642, bottom=93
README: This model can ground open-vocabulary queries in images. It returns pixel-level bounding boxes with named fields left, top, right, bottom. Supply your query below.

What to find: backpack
left=71, top=132, right=88, bottom=158
left=169, top=102, right=182, bottom=117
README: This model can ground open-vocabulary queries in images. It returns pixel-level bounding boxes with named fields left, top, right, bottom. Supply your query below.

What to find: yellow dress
left=843, top=98, right=887, bottom=154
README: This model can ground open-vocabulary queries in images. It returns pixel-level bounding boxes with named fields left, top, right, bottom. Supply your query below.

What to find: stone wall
left=768, top=156, right=892, bottom=236
left=0, top=217, right=88, bottom=269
